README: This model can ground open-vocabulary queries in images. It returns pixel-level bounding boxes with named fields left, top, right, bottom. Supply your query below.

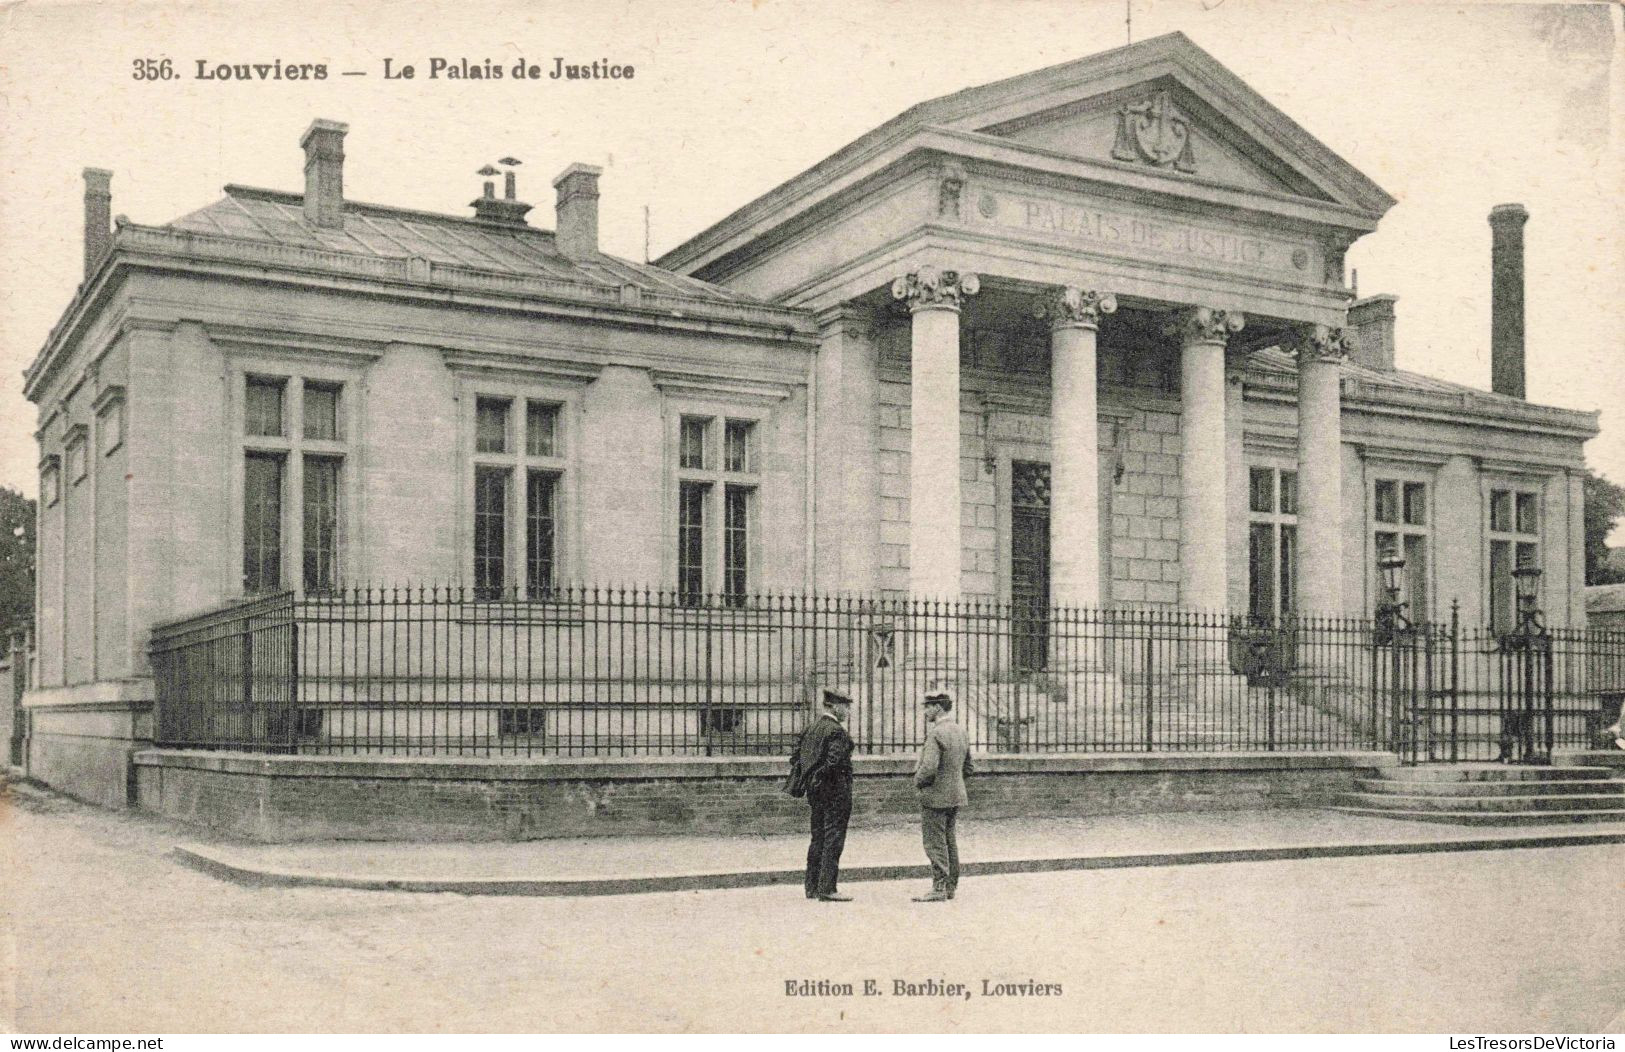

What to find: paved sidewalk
left=174, top=807, right=1625, bottom=896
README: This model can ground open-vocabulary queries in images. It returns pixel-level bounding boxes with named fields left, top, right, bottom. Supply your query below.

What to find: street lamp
left=1498, top=564, right=1549, bottom=764
left=1374, top=550, right=1409, bottom=643
left=1512, top=565, right=1543, bottom=626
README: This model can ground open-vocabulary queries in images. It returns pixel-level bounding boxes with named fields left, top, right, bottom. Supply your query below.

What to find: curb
left=171, top=827, right=1625, bottom=898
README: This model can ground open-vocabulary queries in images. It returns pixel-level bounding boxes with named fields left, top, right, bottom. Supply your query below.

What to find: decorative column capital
left=1287, top=324, right=1351, bottom=365
left=1167, top=306, right=1245, bottom=346
left=892, top=265, right=979, bottom=313
left=1035, top=286, right=1116, bottom=331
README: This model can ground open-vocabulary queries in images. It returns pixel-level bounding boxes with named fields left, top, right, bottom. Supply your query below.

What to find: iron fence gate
left=1388, top=603, right=1623, bottom=765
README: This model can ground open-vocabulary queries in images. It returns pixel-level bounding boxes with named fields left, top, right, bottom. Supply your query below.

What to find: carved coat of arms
left=1112, top=90, right=1197, bottom=173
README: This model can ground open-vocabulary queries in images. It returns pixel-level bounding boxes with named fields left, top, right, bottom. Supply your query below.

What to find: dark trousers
left=921, top=806, right=960, bottom=892
left=805, top=780, right=853, bottom=896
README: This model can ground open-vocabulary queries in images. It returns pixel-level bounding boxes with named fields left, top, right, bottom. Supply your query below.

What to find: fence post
left=1448, top=601, right=1460, bottom=764
left=1142, top=616, right=1154, bottom=752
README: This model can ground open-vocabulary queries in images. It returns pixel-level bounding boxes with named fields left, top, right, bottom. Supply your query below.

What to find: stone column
left=892, top=266, right=978, bottom=599
left=1170, top=307, right=1244, bottom=613
left=1289, top=325, right=1350, bottom=618
left=1038, top=286, right=1115, bottom=610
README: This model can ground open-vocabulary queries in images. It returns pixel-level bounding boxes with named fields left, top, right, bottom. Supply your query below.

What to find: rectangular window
left=245, top=377, right=286, bottom=437
left=1247, top=466, right=1298, bottom=619
left=473, top=467, right=508, bottom=599
left=1248, top=521, right=1276, bottom=621
left=302, top=457, right=340, bottom=593
left=1279, top=524, right=1297, bottom=615
left=1489, top=539, right=1512, bottom=634
left=526, top=471, right=557, bottom=598
left=526, top=402, right=559, bottom=458
left=724, top=485, right=750, bottom=604
left=1488, top=487, right=1540, bottom=633
left=724, top=420, right=753, bottom=473
left=1489, top=489, right=1513, bottom=533
left=1278, top=471, right=1298, bottom=516
left=680, top=417, right=709, bottom=470
left=1248, top=467, right=1274, bottom=514
left=678, top=481, right=707, bottom=603
left=1515, top=492, right=1538, bottom=535
left=243, top=453, right=284, bottom=593
left=1404, top=533, right=1429, bottom=620
left=1402, top=482, right=1427, bottom=526
left=498, top=708, right=546, bottom=737
left=1373, top=479, right=1398, bottom=524
left=475, top=398, right=510, bottom=454
left=302, top=382, right=340, bottom=441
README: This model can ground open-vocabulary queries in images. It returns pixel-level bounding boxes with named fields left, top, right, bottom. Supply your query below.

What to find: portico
left=661, top=33, right=1391, bottom=618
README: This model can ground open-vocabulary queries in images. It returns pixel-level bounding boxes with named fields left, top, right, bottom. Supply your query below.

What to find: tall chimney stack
left=1489, top=203, right=1528, bottom=398
left=83, top=168, right=112, bottom=278
left=552, top=163, right=602, bottom=260
left=300, top=119, right=348, bottom=229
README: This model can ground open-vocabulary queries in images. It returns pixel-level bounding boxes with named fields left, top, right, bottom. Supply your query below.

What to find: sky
left=1, top=0, right=1620, bottom=533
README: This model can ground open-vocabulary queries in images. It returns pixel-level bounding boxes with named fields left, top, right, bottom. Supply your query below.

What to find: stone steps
left=1333, top=764, right=1625, bottom=826
left=1352, top=776, right=1624, bottom=797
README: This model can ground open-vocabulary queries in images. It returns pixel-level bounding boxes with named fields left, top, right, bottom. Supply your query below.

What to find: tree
left=0, top=486, right=35, bottom=643
left=1583, top=470, right=1625, bottom=585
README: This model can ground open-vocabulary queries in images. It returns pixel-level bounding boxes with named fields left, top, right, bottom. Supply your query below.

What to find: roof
left=1246, top=346, right=1598, bottom=437
left=166, top=185, right=766, bottom=307
left=1248, top=346, right=1485, bottom=397
left=1587, top=584, right=1625, bottom=616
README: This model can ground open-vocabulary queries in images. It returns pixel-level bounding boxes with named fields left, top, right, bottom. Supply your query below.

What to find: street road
left=3, top=773, right=1622, bottom=1033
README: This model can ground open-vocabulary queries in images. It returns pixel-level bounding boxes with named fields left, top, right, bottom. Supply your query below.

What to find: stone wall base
left=132, top=750, right=1396, bottom=843
left=23, top=699, right=153, bottom=809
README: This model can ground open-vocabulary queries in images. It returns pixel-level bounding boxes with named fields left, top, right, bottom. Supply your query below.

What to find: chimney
left=83, top=168, right=112, bottom=278
left=552, top=163, right=602, bottom=260
left=1346, top=295, right=1397, bottom=371
left=1489, top=203, right=1528, bottom=398
left=470, top=163, right=533, bottom=226
left=300, top=119, right=348, bottom=229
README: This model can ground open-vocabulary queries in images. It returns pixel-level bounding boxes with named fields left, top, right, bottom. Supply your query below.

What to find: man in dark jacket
left=793, top=689, right=856, bottom=902
left=912, top=690, right=972, bottom=903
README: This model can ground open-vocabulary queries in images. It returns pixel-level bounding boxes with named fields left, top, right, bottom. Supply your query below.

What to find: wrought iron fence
left=147, top=586, right=1625, bottom=759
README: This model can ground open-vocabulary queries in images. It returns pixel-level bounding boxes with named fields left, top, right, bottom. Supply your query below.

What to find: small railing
left=146, top=586, right=1625, bottom=759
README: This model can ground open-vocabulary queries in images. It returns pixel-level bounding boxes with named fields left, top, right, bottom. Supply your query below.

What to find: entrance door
left=1010, top=461, right=1051, bottom=671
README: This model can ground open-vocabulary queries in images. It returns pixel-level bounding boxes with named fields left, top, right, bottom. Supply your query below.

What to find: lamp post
left=1374, top=551, right=1409, bottom=645
left=1373, top=549, right=1415, bottom=759
left=1498, top=564, right=1550, bottom=763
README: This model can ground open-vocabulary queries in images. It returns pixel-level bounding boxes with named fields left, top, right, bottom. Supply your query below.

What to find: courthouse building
left=21, top=33, right=1599, bottom=808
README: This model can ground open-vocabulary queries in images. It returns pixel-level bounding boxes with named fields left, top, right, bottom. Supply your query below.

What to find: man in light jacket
left=912, top=690, right=973, bottom=903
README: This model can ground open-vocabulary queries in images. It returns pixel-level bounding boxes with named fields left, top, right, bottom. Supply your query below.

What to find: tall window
left=1373, top=477, right=1430, bottom=620
left=242, top=375, right=346, bottom=594
left=675, top=415, right=758, bottom=604
left=473, top=466, right=508, bottom=599
left=471, top=395, right=567, bottom=598
left=678, top=481, right=707, bottom=603
left=244, top=452, right=284, bottom=593
left=1488, top=486, right=1539, bottom=633
left=1247, top=466, right=1297, bottom=621
left=526, top=470, right=557, bottom=598
left=724, top=486, right=749, bottom=603
left=302, top=458, right=341, bottom=593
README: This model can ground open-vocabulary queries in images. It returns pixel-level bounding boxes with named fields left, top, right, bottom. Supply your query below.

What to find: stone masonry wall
left=134, top=751, right=1385, bottom=842
left=874, top=374, right=1184, bottom=607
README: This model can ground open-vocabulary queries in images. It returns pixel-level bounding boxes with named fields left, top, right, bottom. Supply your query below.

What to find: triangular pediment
left=970, top=78, right=1334, bottom=202
left=916, top=33, right=1393, bottom=216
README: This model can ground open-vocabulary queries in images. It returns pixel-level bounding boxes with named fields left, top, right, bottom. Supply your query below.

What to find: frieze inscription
left=972, top=190, right=1318, bottom=278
